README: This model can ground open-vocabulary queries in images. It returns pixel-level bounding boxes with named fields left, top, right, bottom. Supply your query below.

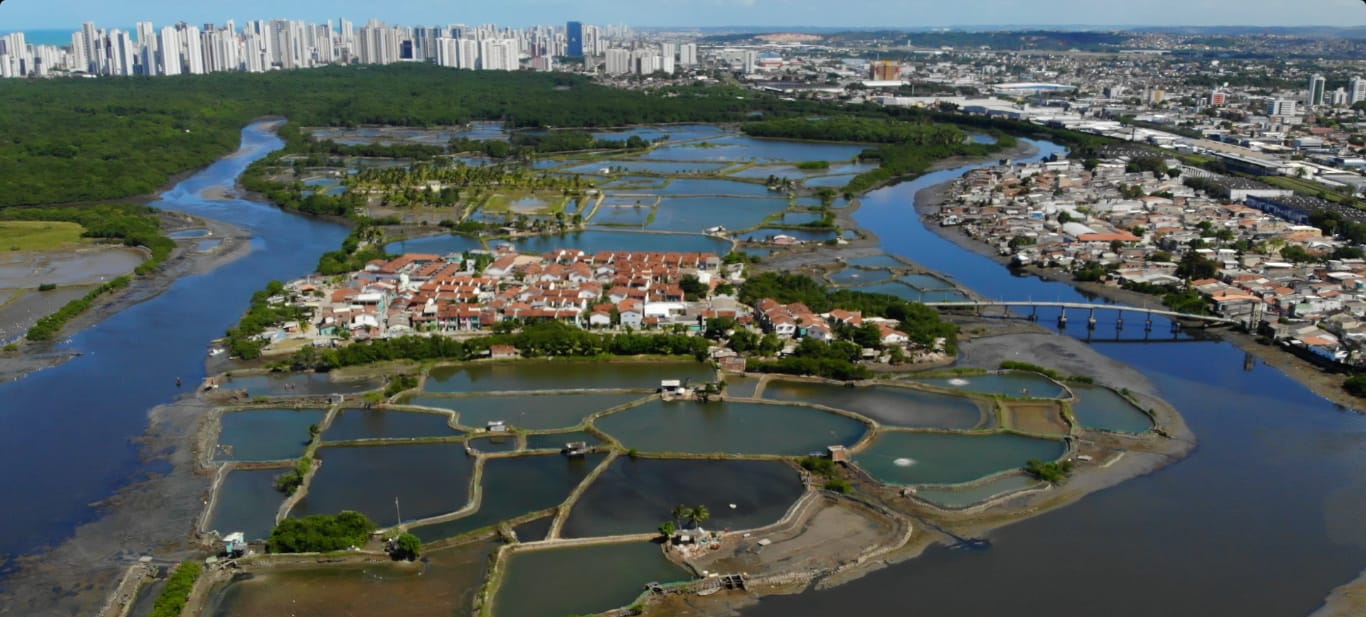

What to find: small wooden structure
left=562, top=441, right=589, bottom=457
left=826, top=445, right=850, bottom=463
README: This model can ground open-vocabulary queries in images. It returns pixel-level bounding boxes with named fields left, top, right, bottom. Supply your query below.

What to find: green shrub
left=147, top=561, right=203, bottom=617
left=268, top=510, right=376, bottom=553
left=1024, top=458, right=1073, bottom=483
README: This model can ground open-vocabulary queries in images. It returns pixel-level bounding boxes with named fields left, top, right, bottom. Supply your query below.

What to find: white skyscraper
left=181, top=25, right=205, bottom=74
left=108, top=29, right=137, bottom=76
left=70, top=32, right=89, bottom=73
left=158, top=27, right=182, bottom=75
left=81, top=21, right=100, bottom=72
left=605, top=48, right=631, bottom=75
left=479, top=38, right=519, bottom=71
left=678, top=43, right=697, bottom=66
left=1350, top=77, right=1366, bottom=105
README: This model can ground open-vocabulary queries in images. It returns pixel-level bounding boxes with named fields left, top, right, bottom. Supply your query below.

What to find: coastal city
left=0, top=5, right=1365, bottom=617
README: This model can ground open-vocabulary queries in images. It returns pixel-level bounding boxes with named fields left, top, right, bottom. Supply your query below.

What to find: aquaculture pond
left=561, top=458, right=806, bottom=538
left=1070, top=385, right=1154, bottom=434
left=913, top=373, right=1069, bottom=400
left=844, top=254, right=907, bottom=269
left=408, top=392, right=644, bottom=430
left=590, top=124, right=725, bottom=142
left=383, top=233, right=485, bottom=256
left=650, top=197, right=788, bottom=233
left=223, top=373, right=381, bottom=397
left=594, top=400, right=867, bottom=456
left=207, top=468, right=285, bottom=541
left=494, top=542, right=689, bottom=617
left=506, top=230, right=730, bottom=255
left=724, top=375, right=764, bottom=399
left=828, top=268, right=895, bottom=286
left=323, top=409, right=461, bottom=442
left=290, top=442, right=473, bottom=525
left=640, top=135, right=868, bottom=163
left=524, top=430, right=604, bottom=451
left=410, top=453, right=606, bottom=542
left=511, top=516, right=555, bottom=542
left=659, top=178, right=778, bottom=197
left=214, top=409, right=325, bottom=462
left=207, top=542, right=494, bottom=617
left=746, top=228, right=837, bottom=243
left=424, top=361, right=713, bottom=394
left=913, top=474, right=1043, bottom=509
left=856, top=431, right=1066, bottom=486
left=761, top=381, right=986, bottom=430
left=563, top=160, right=730, bottom=175
left=467, top=435, right=519, bottom=454
left=803, top=174, right=858, bottom=188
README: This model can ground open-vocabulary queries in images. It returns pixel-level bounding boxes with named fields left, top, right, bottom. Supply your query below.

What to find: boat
left=697, top=587, right=720, bottom=596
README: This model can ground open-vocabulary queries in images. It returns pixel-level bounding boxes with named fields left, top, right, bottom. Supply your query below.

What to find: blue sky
left=0, top=0, right=1360, bottom=30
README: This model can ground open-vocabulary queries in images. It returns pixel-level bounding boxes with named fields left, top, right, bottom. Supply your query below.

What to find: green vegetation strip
left=25, top=276, right=130, bottom=341
left=147, top=561, right=203, bottom=617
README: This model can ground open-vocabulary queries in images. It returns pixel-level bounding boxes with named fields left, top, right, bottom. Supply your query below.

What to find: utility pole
left=395, top=496, right=401, bottom=527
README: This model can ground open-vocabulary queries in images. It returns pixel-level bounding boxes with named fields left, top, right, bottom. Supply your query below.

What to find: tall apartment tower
left=566, top=21, right=584, bottom=57
left=1350, top=77, right=1366, bottom=105
left=1307, top=74, right=1326, bottom=107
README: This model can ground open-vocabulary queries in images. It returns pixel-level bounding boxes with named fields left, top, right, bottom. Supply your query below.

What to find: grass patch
left=0, top=221, right=86, bottom=252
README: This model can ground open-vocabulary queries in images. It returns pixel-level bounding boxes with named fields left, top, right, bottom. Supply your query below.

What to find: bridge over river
left=924, top=300, right=1245, bottom=329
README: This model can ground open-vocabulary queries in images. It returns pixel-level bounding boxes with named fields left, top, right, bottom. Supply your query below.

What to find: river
left=739, top=141, right=1366, bottom=616
left=0, top=122, right=348, bottom=563
left=0, top=125, right=1363, bottom=617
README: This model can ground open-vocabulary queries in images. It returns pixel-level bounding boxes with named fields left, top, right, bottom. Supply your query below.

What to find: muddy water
left=856, top=431, right=1065, bottom=486
left=594, top=399, right=867, bottom=455
left=762, top=380, right=987, bottom=429
left=323, top=408, right=461, bottom=441
left=407, top=392, right=645, bottom=430
left=214, top=409, right=324, bottom=462
left=410, top=452, right=606, bottom=542
left=207, top=468, right=285, bottom=541
left=424, top=361, right=713, bottom=394
left=1070, top=385, right=1154, bottom=434
left=207, top=542, right=494, bottom=617
left=494, top=542, right=688, bottom=617
left=291, top=442, right=473, bottom=525
left=561, top=458, right=805, bottom=538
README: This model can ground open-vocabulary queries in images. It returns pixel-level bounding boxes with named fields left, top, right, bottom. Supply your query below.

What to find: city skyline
left=0, top=0, right=1361, bottom=30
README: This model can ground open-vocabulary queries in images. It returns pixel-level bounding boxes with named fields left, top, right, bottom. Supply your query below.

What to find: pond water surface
left=214, top=409, right=323, bottom=462
left=291, top=443, right=472, bottom=525
left=762, top=381, right=986, bottom=429
left=425, top=362, right=713, bottom=394
left=408, top=393, right=645, bottom=430
left=495, top=542, right=688, bottom=617
left=594, top=400, right=867, bottom=455
left=856, top=431, right=1066, bottom=486
left=561, top=458, right=805, bottom=538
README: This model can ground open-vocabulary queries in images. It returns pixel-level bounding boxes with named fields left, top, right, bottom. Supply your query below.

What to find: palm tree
left=671, top=504, right=693, bottom=526
left=690, top=504, right=710, bottom=528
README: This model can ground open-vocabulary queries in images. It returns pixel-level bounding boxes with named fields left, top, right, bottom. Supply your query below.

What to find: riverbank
left=1312, top=569, right=1366, bottom=617
left=912, top=176, right=1366, bottom=413
left=0, top=213, right=253, bottom=384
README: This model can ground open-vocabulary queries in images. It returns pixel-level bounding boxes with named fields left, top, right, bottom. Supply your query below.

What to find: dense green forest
left=0, top=65, right=804, bottom=207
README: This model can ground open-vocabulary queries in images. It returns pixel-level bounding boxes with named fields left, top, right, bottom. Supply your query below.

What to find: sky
left=0, top=0, right=1361, bottom=31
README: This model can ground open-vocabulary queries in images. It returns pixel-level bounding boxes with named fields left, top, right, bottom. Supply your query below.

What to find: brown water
left=207, top=542, right=494, bottom=617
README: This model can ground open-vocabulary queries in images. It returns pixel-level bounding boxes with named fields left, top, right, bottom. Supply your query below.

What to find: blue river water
left=0, top=123, right=348, bottom=562
left=0, top=126, right=1361, bottom=617
left=739, top=141, right=1366, bottom=616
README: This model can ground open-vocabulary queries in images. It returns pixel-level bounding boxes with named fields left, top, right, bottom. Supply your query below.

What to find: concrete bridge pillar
left=1087, top=308, right=1097, bottom=330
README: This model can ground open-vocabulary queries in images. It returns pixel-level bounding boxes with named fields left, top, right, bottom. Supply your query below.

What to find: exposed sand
left=1311, top=569, right=1366, bottom=617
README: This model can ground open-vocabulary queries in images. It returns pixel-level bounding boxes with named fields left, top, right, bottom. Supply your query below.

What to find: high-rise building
left=566, top=21, right=583, bottom=57
left=479, top=39, right=519, bottom=71
left=158, top=26, right=182, bottom=75
left=1209, top=90, right=1226, bottom=106
left=1266, top=98, right=1298, bottom=117
left=1307, top=74, right=1326, bottom=107
left=678, top=43, right=697, bottom=66
left=1350, top=77, right=1366, bottom=105
left=605, top=48, right=631, bottom=75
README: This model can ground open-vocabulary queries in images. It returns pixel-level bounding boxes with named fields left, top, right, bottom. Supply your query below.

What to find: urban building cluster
left=270, top=248, right=742, bottom=343
left=935, top=155, right=1366, bottom=365
left=0, top=19, right=700, bottom=78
